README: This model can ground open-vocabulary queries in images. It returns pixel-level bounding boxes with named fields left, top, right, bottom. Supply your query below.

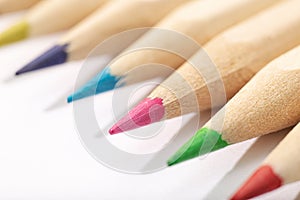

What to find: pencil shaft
left=0, top=0, right=39, bottom=13
left=60, top=0, right=186, bottom=60
left=26, top=0, right=106, bottom=36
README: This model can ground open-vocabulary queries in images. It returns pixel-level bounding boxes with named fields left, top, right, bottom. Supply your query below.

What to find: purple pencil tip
left=15, top=44, right=69, bottom=75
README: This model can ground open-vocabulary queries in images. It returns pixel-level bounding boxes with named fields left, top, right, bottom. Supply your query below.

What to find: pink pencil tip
left=109, top=126, right=122, bottom=135
left=109, top=98, right=165, bottom=134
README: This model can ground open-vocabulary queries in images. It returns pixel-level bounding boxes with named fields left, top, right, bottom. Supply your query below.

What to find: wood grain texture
left=150, top=0, right=300, bottom=119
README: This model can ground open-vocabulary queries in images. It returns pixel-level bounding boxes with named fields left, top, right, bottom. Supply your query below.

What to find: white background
left=0, top=11, right=299, bottom=200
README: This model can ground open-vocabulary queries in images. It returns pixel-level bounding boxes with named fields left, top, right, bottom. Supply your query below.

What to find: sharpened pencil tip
left=67, top=96, right=73, bottom=103
left=0, top=20, right=29, bottom=46
left=167, top=128, right=228, bottom=166
left=97, top=67, right=124, bottom=92
left=109, top=126, right=122, bottom=135
left=15, top=44, right=69, bottom=75
left=231, top=165, right=282, bottom=200
left=109, top=98, right=165, bottom=134
left=68, top=68, right=124, bottom=102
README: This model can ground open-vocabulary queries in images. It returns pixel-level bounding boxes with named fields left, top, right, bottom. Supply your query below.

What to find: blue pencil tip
left=68, top=68, right=124, bottom=102
left=67, top=95, right=73, bottom=103
left=15, top=44, right=69, bottom=75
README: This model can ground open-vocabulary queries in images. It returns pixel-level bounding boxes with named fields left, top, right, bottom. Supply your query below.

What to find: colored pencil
left=231, top=123, right=300, bottom=200
left=167, top=44, right=300, bottom=166
left=109, top=0, right=300, bottom=135
left=68, top=0, right=282, bottom=102
left=0, top=0, right=40, bottom=13
left=0, top=0, right=107, bottom=47
left=15, top=0, right=186, bottom=75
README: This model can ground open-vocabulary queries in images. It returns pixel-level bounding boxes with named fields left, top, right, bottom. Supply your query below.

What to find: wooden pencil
left=68, top=0, right=282, bottom=102
left=0, top=0, right=107, bottom=46
left=167, top=44, right=300, bottom=166
left=109, top=0, right=300, bottom=134
left=15, top=0, right=186, bottom=75
left=0, top=0, right=40, bottom=13
left=231, top=123, right=300, bottom=200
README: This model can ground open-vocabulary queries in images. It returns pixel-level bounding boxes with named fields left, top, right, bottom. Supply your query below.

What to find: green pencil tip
left=0, top=20, right=29, bottom=46
left=167, top=128, right=229, bottom=166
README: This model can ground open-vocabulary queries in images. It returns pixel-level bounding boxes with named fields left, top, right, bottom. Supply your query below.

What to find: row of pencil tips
left=1, top=0, right=299, bottom=199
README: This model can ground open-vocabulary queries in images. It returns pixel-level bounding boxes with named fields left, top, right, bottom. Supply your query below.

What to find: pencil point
left=231, top=165, right=282, bottom=200
left=67, top=95, right=73, bottom=103
left=15, top=44, right=68, bottom=75
left=109, top=98, right=165, bottom=134
left=94, top=67, right=124, bottom=93
left=0, top=20, right=29, bottom=46
left=68, top=68, right=123, bottom=102
left=167, top=128, right=228, bottom=166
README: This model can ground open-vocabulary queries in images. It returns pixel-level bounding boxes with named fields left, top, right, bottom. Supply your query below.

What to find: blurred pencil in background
left=0, top=0, right=40, bottom=14
left=68, top=0, right=282, bottom=102
left=0, top=0, right=107, bottom=47
left=109, top=0, right=300, bottom=134
left=231, top=123, right=300, bottom=200
left=167, top=44, right=300, bottom=166
left=15, top=0, right=186, bottom=75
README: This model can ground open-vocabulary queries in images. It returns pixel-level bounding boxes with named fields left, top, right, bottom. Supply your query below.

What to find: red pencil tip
left=109, top=98, right=165, bottom=134
left=231, top=165, right=282, bottom=200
